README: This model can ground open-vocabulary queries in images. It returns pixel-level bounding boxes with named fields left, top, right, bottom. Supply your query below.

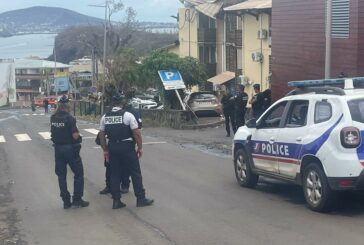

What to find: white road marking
left=82, top=136, right=95, bottom=139
left=39, top=132, right=51, bottom=140
left=0, top=136, right=5, bottom=143
left=83, top=129, right=99, bottom=135
left=39, top=113, right=45, bottom=116
left=24, top=114, right=30, bottom=116
left=32, top=114, right=37, bottom=116
left=14, top=134, right=32, bottom=142
left=143, top=141, right=167, bottom=145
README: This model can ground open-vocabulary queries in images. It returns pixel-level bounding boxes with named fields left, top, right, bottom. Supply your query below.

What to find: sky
left=0, top=0, right=184, bottom=22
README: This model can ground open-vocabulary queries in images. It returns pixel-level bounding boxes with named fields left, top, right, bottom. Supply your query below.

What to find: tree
left=139, top=51, right=207, bottom=109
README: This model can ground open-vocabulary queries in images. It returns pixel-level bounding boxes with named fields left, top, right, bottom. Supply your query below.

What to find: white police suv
left=233, top=77, right=364, bottom=212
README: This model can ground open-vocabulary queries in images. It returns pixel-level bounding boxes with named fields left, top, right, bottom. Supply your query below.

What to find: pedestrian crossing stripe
left=0, top=136, right=5, bottom=143
left=83, top=129, right=99, bottom=135
left=14, top=134, right=32, bottom=142
left=39, top=132, right=51, bottom=140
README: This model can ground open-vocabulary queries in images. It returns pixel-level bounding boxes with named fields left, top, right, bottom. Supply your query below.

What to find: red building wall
left=271, top=0, right=363, bottom=101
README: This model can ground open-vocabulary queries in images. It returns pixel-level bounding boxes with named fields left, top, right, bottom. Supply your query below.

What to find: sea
left=0, top=34, right=56, bottom=59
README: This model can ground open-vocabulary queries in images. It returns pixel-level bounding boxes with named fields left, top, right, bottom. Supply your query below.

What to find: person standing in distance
left=250, top=84, right=264, bottom=119
left=221, top=88, right=236, bottom=137
left=43, top=98, right=49, bottom=114
left=98, top=94, right=153, bottom=209
left=50, top=95, right=89, bottom=209
left=234, top=85, right=248, bottom=128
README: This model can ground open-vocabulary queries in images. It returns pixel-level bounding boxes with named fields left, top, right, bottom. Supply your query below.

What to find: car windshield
left=348, top=99, right=364, bottom=123
left=192, top=93, right=216, bottom=100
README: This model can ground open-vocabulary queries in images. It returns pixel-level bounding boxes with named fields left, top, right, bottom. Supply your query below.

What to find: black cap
left=58, top=95, right=69, bottom=104
left=112, top=93, right=126, bottom=102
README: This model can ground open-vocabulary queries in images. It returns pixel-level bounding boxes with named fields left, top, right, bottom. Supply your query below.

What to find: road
left=0, top=108, right=364, bottom=245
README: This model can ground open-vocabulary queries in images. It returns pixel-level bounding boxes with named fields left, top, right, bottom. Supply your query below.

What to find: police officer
left=234, top=85, right=248, bottom=128
left=221, top=88, right=236, bottom=137
left=99, top=93, right=142, bottom=195
left=50, top=95, right=89, bottom=209
left=250, top=84, right=264, bottom=119
left=98, top=94, right=153, bottom=209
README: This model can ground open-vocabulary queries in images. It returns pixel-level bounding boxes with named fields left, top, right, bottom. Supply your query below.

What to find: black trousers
left=235, top=109, right=246, bottom=128
left=108, top=141, right=145, bottom=200
left=224, top=111, right=236, bottom=135
left=104, top=160, right=130, bottom=190
left=54, top=144, right=84, bottom=201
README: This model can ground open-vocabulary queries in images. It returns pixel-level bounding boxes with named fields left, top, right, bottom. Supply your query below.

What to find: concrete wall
left=178, top=8, right=199, bottom=59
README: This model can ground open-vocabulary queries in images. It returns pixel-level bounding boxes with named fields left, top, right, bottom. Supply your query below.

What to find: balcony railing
left=226, top=30, right=242, bottom=47
left=198, top=28, right=216, bottom=44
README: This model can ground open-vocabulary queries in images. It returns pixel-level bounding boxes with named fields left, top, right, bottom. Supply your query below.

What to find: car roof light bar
left=288, top=77, right=364, bottom=89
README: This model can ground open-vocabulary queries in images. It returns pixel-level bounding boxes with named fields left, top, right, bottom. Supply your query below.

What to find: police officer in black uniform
left=99, top=94, right=142, bottom=195
left=234, top=85, right=248, bottom=128
left=250, top=84, right=264, bottom=119
left=50, top=95, right=89, bottom=209
left=221, top=89, right=236, bottom=137
left=98, top=94, right=153, bottom=209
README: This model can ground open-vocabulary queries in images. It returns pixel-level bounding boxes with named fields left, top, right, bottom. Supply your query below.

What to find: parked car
left=131, top=97, right=158, bottom=109
left=232, top=77, right=364, bottom=212
left=184, top=91, right=221, bottom=116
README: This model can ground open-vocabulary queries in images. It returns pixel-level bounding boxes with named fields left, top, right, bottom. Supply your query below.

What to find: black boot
left=72, top=198, right=90, bottom=208
left=136, top=198, right=154, bottom=207
left=112, top=199, right=126, bottom=209
left=63, top=199, right=72, bottom=209
left=121, top=186, right=129, bottom=194
left=99, top=187, right=110, bottom=195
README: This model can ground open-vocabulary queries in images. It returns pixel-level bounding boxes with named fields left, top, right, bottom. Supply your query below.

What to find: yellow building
left=224, top=0, right=272, bottom=96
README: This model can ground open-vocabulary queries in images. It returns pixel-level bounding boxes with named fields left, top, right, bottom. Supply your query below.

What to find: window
left=331, top=0, right=350, bottom=38
left=315, top=101, right=332, bottom=123
left=348, top=99, right=364, bottom=123
left=259, top=101, right=287, bottom=129
left=286, top=100, right=309, bottom=127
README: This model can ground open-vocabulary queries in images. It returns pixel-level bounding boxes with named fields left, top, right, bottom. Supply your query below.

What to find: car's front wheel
left=302, top=163, right=336, bottom=212
left=234, top=148, right=259, bottom=187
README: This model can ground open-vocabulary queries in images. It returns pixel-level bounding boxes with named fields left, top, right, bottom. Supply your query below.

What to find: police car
left=233, top=77, right=364, bottom=212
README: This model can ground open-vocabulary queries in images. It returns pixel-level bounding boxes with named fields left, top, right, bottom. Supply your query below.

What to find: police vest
left=104, top=110, right=133, bottom=142
left=50, top=112, right=74, bottom=145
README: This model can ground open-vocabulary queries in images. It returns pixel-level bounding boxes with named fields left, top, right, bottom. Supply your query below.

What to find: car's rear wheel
left=303, top=163, right=336, bottom=212
left=234, top=148, right=258, bottom=187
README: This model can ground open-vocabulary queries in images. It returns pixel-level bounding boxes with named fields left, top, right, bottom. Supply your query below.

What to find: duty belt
left=109, top=138, right=133, bottom=143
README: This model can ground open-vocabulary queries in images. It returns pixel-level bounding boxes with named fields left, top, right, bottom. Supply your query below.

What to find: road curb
left=181, top=119, right=225, bottom=130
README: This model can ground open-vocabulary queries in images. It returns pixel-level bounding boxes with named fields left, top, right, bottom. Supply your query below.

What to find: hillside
left=50, top=26, right=179, bottom=63
left=0, top=6, right=103, bottom=35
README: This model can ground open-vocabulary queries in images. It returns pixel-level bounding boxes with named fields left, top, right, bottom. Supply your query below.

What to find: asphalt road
left=1, top=108, right=364, bottom=245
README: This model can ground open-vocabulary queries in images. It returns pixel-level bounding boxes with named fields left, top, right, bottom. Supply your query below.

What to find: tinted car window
left=259, top=101, right=287, bottom=128
left=348, top=99, right=364, bottom=123
left=315, top=101, right=332, bottom=123
left=286, top=100, right=309, bottom=127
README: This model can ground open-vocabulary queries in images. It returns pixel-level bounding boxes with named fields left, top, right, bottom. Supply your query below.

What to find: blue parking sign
left=158, top=70, right=186, bottom=90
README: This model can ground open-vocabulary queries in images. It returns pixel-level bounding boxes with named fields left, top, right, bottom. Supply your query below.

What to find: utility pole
left=89, top=0, right=108, bottom=114
left=54, top=43, right=58, bottom=97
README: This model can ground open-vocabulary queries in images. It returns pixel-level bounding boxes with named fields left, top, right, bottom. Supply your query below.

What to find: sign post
left=158, top=70, right=186, bottom=110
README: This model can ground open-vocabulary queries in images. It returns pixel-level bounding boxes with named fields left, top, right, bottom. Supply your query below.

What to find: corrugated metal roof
left=207, top=71, right=235, bottom=84
left=184, top=0, right=243, bottom=18
left=15, top=59, right=71, bottom=69
left=224, top=0, right=271, bottom=12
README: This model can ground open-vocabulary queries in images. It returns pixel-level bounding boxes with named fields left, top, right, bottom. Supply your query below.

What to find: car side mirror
left=246, top=119, right=257, bottom=128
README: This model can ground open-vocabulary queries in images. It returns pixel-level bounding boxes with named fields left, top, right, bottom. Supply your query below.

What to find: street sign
left=158, top=70, right=186, bottom=90
left=90, top=86, right=97, bottom=93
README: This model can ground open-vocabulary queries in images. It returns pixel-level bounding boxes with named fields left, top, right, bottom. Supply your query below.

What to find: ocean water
left=0, top=34, right=56, bottom=59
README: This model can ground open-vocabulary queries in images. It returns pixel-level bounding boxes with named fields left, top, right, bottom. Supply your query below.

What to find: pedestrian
left=221, top=88, right=236, bottom=137
left=234, top=85, right=248, bottom=128
left=98, top=93, right=142, bottom=195
left=249, top=84, right=264, bottom=119
left=98, top=94, right=153, bottom=209
left=50, top=95, right=89, bottom=209
left=43, top=98, right=49, bottom=114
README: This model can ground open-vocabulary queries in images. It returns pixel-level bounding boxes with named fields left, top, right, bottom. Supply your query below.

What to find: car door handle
left=296, top=137, right=302, bottom=142
left=269, top=137, right=275, bottom=144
